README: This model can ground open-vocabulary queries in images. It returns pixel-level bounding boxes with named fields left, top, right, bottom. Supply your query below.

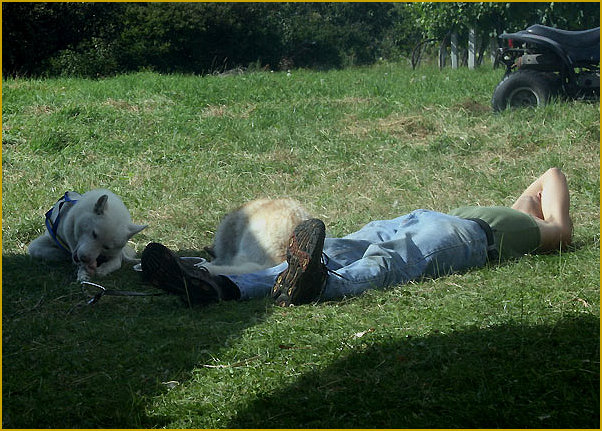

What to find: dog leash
left=81, top=281, right=164, bottom=305
left=81, top=259, right=206, bottom=305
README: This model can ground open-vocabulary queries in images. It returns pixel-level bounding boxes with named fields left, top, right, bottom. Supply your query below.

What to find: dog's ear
left=127, top=223, right=147, bottom=239
left=94, top=195, right=109, bottom=215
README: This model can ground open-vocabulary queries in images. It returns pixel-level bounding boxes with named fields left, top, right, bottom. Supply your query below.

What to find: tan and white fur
left=28, top=189, right=147, bottom=281
left=201, top=198, right=310, bottom=276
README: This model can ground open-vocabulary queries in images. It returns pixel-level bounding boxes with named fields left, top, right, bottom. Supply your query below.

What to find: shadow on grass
left=2, top=252, right=272, bottom=428
left=228, top=314, right=600, bottom=429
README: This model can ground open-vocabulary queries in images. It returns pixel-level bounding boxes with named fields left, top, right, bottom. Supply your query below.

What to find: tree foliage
left=2, top=2, right=599, bottom=77
left=409, top=2, right=600, bottom=40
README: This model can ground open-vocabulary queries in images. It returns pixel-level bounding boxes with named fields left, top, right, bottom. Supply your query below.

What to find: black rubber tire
left=492, top=70, right=558, bottom=112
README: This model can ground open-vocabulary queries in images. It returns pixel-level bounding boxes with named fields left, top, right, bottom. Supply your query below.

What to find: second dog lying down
left=28, top=189, right=147, bottom=281
left=200, top=198, right=311, bottom=275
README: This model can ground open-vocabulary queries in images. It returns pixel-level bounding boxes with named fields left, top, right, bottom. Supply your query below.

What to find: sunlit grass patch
left=2, top=63, right=599, bottom=428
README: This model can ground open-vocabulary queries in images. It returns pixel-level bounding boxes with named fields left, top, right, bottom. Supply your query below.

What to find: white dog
left=28, top=189, right=147, bottom=281
left=201, top=198, right=310, bottom=275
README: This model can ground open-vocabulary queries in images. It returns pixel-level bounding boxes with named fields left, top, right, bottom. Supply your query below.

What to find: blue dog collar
left=44, top=191, right=81, bottom=253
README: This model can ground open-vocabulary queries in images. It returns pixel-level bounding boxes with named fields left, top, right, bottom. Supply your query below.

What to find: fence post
left=451, top=31, right=458, bottom=69
left=438, top=40, right=447, bottom=69
left=468, top=27, right=476, bottom=70
left=489, top=36, right=498, bottom=65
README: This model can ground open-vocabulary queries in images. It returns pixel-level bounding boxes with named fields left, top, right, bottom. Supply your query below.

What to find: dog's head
left=72, top=192, right=146, bottom=274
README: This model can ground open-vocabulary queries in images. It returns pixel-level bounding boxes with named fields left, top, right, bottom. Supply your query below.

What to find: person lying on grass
left=140, top=168, right=573, bottom=307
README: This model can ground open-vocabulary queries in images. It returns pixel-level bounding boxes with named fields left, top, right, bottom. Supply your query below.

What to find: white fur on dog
left=28, top=189, right=146, bottom=281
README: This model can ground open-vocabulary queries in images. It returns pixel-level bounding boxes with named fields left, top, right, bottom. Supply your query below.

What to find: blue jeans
left=227, top=210, right=488, bottom=301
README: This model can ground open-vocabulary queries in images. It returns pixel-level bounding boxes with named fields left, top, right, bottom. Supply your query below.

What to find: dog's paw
left=94, top=267, right=109, bottom=277
left=94, top=259, right=122, bottom=277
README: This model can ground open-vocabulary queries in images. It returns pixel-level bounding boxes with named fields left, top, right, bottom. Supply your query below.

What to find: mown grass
left=2, top=63, right=600, bottom=428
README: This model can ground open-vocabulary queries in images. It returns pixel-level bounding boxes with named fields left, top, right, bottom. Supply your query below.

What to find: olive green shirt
left=448, top=206, right=541, bottom=261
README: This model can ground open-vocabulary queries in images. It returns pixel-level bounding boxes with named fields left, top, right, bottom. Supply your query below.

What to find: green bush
left=48, top=38, right=119, bottom=77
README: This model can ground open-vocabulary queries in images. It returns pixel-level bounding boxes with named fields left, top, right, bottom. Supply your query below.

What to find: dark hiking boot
left=141, top=242, right=225, bottom=306
left=272, top=218, right=327, bottom=306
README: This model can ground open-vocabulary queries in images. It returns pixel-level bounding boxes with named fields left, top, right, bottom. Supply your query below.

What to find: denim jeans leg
left=227, top=261, right=288, bottom=300
left=321, top=210, right=488, bottom=300
left=227, top=210, right=488, bottom=301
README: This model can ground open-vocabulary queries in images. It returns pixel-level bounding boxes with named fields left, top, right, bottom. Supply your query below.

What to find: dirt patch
left=201, top=103, right=256, bottom=119
left=27, top=104, right=56, bottom=115
left=342, top=112, right=438, bottom=144
left=377, top=114, right=437, bottom=140
left=103, top=98, right=140, bottom=112
left=454, top=99, right=491, bottom=115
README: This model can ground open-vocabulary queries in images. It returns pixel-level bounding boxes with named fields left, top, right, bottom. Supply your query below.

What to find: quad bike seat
left=503, top=24, right=600, bottom=63
left=524, top=25, right=600, bottom=49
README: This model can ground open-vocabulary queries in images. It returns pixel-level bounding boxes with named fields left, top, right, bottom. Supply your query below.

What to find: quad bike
left=492, top=24, right=599, bottom=111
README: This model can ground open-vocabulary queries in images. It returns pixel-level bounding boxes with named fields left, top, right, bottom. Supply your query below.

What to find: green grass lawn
left=2, top=63, right=599, bottom=428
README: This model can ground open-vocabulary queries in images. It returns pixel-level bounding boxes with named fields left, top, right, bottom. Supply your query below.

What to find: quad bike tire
left=492, top=70, right=560, bottom=112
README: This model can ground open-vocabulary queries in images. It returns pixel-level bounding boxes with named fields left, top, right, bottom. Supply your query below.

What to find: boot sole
left=272, top=219, right=326, bottom=306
